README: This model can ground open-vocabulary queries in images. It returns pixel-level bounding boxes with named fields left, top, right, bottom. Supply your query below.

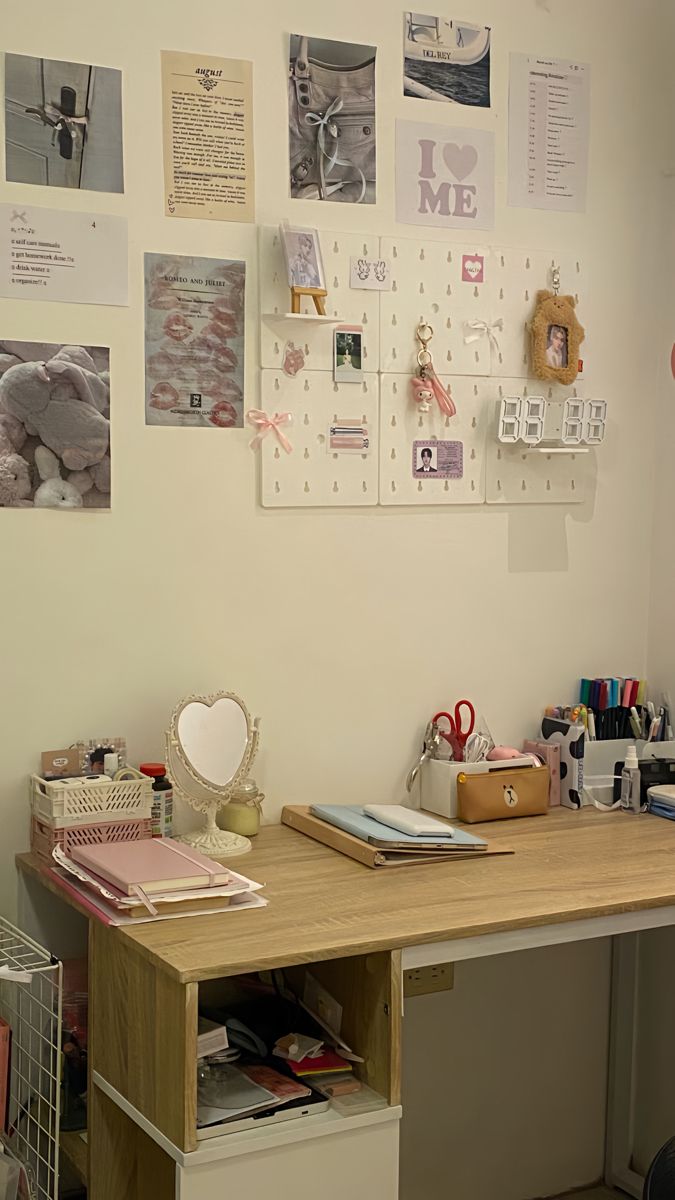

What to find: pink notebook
left=69, top=838, right=231, bottom=896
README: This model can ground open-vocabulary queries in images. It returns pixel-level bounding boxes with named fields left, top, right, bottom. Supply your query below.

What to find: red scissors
left=432, top=701, right=476, bottom=761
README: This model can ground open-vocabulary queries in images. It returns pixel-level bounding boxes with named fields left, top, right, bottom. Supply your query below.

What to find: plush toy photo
left=0, top=341, right=110, bottom=509
left=529, top=290, right=585, bottom=385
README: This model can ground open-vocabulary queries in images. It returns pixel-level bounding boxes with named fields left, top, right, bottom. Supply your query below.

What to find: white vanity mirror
left=166, top=692, right=259, bottom=858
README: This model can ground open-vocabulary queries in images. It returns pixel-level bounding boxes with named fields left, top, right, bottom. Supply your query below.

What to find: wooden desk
left=16, top=808, right=675, bottom=1199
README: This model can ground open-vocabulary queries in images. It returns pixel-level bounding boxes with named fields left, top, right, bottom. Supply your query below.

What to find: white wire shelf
left=0, top=917, right=62, bottom=1200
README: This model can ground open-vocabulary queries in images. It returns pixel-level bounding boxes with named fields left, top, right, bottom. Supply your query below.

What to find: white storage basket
left=30, top=773, right=153, bottom=828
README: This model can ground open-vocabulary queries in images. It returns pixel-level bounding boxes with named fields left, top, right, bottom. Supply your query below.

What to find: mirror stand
left=165, top=692, right=260, bottom=859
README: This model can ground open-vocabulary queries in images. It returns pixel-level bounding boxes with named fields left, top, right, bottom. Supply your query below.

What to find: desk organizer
left=31, top=814, right=153, bottom=863
left=31, top=774, right=153, bottom=826
left=420, top=756, right=535, bottom=819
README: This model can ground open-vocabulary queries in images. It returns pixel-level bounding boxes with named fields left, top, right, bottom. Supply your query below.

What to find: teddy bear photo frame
left=529, top=285, right=585, bottom=386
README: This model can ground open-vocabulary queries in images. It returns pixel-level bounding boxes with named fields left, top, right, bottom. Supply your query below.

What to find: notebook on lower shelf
left=282, top=806, right=513, bottom=869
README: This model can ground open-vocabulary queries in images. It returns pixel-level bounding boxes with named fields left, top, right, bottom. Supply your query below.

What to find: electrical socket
left=403, top=963, right=454, bottom=997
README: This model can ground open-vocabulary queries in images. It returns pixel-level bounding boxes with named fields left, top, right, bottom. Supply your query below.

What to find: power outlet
left=403, top=963, right=454, bottom=997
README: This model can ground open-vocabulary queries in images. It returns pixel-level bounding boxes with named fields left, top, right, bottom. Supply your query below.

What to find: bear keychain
left=529, top=265, right=585, bottom=385
left=410, top=322, right=456, bottom=417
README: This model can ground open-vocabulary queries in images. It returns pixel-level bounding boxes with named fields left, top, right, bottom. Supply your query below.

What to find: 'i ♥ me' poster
left=396, top=120, right=495, bottom=230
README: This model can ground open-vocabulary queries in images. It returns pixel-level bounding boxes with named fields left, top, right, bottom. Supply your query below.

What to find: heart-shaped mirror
left=166, top=692, right=259, bottom=859
left=177, top=696, right=249, bottom=788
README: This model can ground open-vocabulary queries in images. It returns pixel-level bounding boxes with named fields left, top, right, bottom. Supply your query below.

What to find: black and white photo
left=289, top=35, right=376, bottom=203
left=0, top=339, right=111, bottom=508
left=403, top=14, right=491, bottom=107
left=4, top=53, right=124, bottom=192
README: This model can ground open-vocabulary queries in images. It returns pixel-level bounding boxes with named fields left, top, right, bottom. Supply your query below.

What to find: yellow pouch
left=457, top=766, right=550, bottom=823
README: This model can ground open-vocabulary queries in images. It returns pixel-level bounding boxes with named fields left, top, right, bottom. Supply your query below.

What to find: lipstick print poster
left=144, top=253, right=245, bottom=427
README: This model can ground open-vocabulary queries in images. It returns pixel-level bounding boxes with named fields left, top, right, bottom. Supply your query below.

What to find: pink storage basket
left=31, top=814, right=153, bottom=863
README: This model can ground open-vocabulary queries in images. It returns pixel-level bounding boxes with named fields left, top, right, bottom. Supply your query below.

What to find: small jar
left=216, top=778, right=264, bottom=838
left=139, top=762, right=174, bottom=838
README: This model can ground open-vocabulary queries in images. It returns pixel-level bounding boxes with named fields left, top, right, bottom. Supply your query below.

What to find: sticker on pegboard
left=350, top=256, right=391, bottom=291
left=462, top=254, right=484, bottom=284
left=329, top=420, right=371, bottom=454
left=412, top=440, right=463, bottom=479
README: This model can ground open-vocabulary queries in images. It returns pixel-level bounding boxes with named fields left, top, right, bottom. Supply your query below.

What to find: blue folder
left=310, top=805, right=486, bottom=849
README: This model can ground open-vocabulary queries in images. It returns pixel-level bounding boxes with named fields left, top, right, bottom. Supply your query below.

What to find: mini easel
left=290, top=286, right=327, bottom=316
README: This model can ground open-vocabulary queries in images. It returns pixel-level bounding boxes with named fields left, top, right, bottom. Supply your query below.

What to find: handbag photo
left=289, top=35, right=376, bottom=204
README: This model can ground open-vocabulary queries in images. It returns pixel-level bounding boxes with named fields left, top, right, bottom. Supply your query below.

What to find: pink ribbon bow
left=246, top=409, right=293, bottom=453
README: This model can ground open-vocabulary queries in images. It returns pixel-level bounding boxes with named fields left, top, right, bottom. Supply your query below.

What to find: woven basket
left=31, top=774, right=153, bottom=828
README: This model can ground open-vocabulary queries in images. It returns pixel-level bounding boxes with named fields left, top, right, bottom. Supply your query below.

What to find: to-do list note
left=508, top=54, right=590, bottom=212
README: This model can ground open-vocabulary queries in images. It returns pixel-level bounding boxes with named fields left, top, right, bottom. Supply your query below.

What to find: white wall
left=0, top=2, right=670, bottom=1196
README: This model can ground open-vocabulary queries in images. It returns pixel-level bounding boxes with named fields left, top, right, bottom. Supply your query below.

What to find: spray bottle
left=620, top=745, right=642, bottom=813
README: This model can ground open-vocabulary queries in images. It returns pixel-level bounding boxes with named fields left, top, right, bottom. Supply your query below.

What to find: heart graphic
left=442, top=143, right=478, bottom=182
left=464, top=259, right=482, bottom=280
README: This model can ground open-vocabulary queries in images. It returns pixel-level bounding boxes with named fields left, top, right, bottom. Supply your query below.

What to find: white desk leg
left=605, top=932, right=644, bottom=1197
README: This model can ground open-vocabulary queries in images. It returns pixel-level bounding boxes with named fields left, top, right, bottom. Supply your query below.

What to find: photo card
left=333, top=325, right=363, bottom=383
left=412, top=439, right=463, bottom=479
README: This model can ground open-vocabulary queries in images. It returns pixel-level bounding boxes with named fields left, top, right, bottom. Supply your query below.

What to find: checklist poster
left=508, top=54, right=590, bottom=212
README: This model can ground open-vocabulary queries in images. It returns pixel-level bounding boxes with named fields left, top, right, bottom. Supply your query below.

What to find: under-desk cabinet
left=88, top=923, right=402, bottom=1200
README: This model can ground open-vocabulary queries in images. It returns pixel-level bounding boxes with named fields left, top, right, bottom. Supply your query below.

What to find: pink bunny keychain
left=411, top=323, right=456, bottom=418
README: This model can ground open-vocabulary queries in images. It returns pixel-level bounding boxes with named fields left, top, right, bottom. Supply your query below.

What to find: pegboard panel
left=259, top=227, right=381, bottom=373
left=491, top=249, right=586, bottom=379
left=485, top=378, right=595, bottom=504
left=379, top=374, right=488, bottom=505
left=379, top=237, right=493, bottom=377
left=259, top=369, right=379, bottom=507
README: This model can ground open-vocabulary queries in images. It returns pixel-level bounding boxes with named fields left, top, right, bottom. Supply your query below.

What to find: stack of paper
left=50, top=840, right=266, bottom=925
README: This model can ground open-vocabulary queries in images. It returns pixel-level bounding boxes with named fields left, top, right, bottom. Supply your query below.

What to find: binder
left=282, top=806, right=513, bottom=869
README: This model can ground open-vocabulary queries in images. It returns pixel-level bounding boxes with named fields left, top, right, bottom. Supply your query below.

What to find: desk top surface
left=17, top=808, right=675, bottom=983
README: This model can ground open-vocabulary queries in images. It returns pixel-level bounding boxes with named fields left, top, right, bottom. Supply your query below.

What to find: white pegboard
left=485, top=379, right=596, bottom=504
left=378, top=238, right=586, bottom=382
left=259, top=369, right=379, bottom=507
left=379, top=374, right=488, bottom=505
left=379, top=237, right=493, bottom=377
left=259, top=227, right=381, bottom=373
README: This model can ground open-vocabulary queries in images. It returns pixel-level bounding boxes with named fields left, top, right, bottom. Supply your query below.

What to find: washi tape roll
left=113, top=767, right=145, bottom=781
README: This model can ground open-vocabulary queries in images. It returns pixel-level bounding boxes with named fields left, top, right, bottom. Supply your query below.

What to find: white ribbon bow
left=463, top=317, right=504, bottom=354
left=305, top=97, right=367, bottom=204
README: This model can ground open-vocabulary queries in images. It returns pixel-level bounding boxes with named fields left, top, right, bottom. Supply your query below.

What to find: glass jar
left=216, top=778, right=264, bottom=837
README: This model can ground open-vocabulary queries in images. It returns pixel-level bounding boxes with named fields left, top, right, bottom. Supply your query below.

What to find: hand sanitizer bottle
left=620, top=745, right=642, bottom=813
